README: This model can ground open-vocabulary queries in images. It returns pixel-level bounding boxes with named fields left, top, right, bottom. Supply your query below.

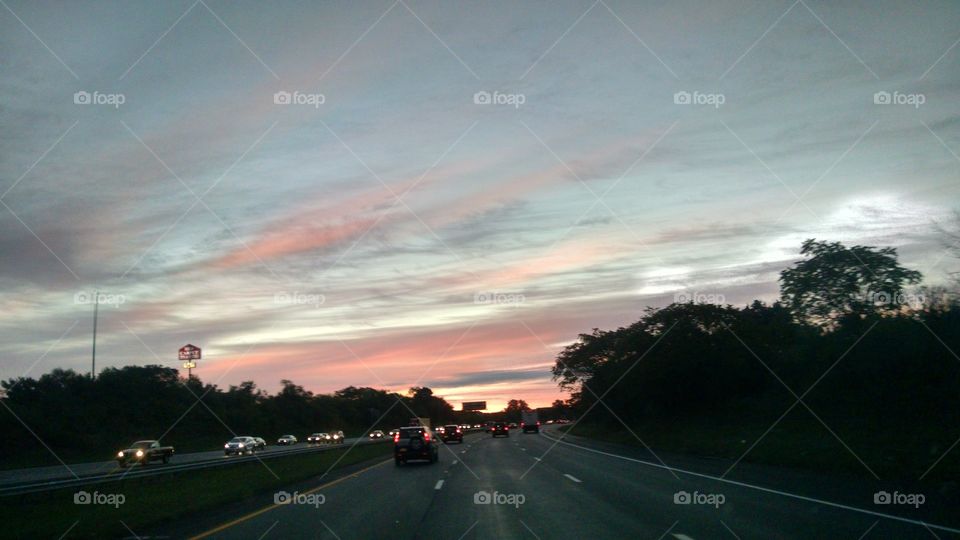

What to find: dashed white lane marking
left=540, top=431, right=960, bottom=536
left=461, top=450, right=467, bottom=454
left=564, top=474, right=582, bottom=483
left=672, top=534, right=695, bottom=540
left=534, top=457, right=541, bottom=461
left=435, top=480, right=444, bottom=490
left=452, top=460, right=458, bottom=465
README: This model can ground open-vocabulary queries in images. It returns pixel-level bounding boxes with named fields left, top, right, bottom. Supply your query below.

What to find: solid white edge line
left=540, top=430, right=960, bottom=535
left=434, top=480, right=444, bottom=490
left=564, top=474, right=582, bottom=483
left=672, top=534, right=695, bottom=540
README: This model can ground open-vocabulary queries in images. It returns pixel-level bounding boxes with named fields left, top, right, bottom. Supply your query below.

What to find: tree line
left=551, top=239, right=960, bottom=481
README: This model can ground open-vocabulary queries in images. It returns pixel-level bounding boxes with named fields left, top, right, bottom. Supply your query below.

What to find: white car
left=277, top=435, right=297, bottom=445
left=224, top=436, right=257, bottom=456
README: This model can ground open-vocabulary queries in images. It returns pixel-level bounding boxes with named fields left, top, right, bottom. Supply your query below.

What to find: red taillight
left=393, top=433, right=400, bottom=443
left=423, top=432, right=431, bottom=442
left=520, top=422, right=525, bottom=427
left=537, top=421, right=541, bottom=425
left=456, top=428, right=462, bottom=433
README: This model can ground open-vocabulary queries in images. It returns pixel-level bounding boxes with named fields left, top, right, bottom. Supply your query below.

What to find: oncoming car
left=277, top=435, right=297, bottom=445
left=307, top=433, right=327, bottom=444
left=224, top=436, right=257, bottom=456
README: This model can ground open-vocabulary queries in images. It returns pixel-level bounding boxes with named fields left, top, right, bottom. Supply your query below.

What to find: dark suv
left=491, top=422, right=509, bottom=438
left=440, top=424, right=463, bottom=444
left=394, top=426, right=439, bottom=465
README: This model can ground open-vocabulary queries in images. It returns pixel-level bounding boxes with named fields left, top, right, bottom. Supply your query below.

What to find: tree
left=779, top=239, right=922, bottom=328
left=503, top=399, right=530, bottom=423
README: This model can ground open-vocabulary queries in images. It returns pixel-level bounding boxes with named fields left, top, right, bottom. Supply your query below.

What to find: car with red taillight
left=440, top=424, right=463, bottom=444
left=394, top=426, right=439, bottom=465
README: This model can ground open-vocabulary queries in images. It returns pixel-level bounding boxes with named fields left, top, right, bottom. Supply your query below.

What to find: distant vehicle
left=325, top=430, right=345, bottom=444
left=224, top=436, right=257, bottom=456
left=388, top=429, right=400, bottom=438
left=440, top=424, right=463, bottom=444
left=521, top=410, right=540, bottom=433
left=307, top=433, right=327, bottom=444
left=473, top=424, right=482, bottom=429
left=369, top=430, right=385, bottom=439
left=277, top=435, right=297, bottom=445
left=491, top=422, right=509, bottom=437
left=116, top=440, right=173, bottom=467
left=485, top=421, right=495, bottom=433
left=252, top=437, right=267, bottom=449
left=409, top=417, right=431, bottom=428
left=545, top=420, right=555, bottom=424
left=508, top=422, right=518, bottom=429
left=394, top=426, right=438, bottom=465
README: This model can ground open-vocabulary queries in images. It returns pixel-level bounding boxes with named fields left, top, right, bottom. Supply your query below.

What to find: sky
left=1, top=0, right=958, bottom=410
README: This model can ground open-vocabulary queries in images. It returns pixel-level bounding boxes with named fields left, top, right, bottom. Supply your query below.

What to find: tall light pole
left=91, top=290, right=98, bottom=379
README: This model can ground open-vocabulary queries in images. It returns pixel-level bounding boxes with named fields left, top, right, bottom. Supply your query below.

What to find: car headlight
left=117, top=451, right=124, bottom=458
left=135, top=450, right=144, bottom=457
left=238, top=443, right=245, bottom=448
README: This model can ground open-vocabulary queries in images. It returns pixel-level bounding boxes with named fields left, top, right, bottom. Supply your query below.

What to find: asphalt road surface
left=0, top=438, right=368, bottom=486
left=167, top=427, right=959, bottom=540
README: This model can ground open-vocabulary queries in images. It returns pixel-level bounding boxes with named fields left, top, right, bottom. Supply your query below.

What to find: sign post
left=178, top=344, right=201, bottom=379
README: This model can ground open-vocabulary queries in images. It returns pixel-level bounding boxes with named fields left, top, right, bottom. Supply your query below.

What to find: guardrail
left=0, top=438, right=389, bottom=496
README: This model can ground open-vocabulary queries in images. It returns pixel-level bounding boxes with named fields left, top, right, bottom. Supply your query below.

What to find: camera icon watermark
left=274, top=90, right=326, bottom=108
left=474, top=291, right=525, bottom=307
left=874, top=490, right=924, bottom=508
left=473, top=490, right=525, bottom=508
left=673, top=291, right=725, bottom=305
left=674, top=90, right=724, bottom=108
left=673, top=490, right=725, bottom=508
left=73, top=91, right=126, bottom=108
left=274, top=291, right=325, bottom=308
left=74, top=490, right=125, bottom=508
left=74, top=291, right=126, bottom=308
left=873, top=91, right=924, bottom=108
left=473, top=90, right=526, bottom=109
left=274, top=490, right=325, bottom=507
left=862, top=290, right=924, bottom=310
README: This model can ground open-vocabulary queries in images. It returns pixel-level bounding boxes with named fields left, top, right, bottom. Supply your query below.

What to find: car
left=277, top=434, right=298, bottom=445
left=388, top=429, right=400, bottom=438
left=325, top=430, right=345, bottom=444
left=440, top=424, right=463, bottom=444
left=368, top=430, right=385, bottom=439
left=491, top=422, right=509, bottom=437
left=394, top=426, right=439, bottom=465
left=224, top=436, right=257, bottom=455
left=307, top=433, right=327, bottom=444
left=116, top=440, right=174, bottom=467
left=508, top=422, right=518, bottom=429
left=252, top=436, right=267, bottom=449
left=473, top=424, right=482, bottom=429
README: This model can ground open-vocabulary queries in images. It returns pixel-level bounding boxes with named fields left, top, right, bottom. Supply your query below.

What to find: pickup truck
left=116, top=440, right=174, bottom=467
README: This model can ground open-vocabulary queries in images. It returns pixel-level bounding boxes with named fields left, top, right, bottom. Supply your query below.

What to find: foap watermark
left=863, top=290, right=925, bottom=310
left=274, top=90, right=326, bottom=108
left=873, top=91, right=925, bottom=108
left=473, top=90, right=526, bottom=109
left=474, top=290, right=525, bottom=306
left=474, top=490, right=525, bottom=508
left=74, top=291, right=126, bottom=308
left=674, top=291, right=725, bottom=305
left=874, top=490, right=925, bottom=508
left=274, top=291, right=325, bottom=308
left=74, top=490, right=125, bottom=508
left=674, top=490, right=725, bottom=508
left=74, top=91, right=125, bottom=108
left=274, top=490, right=325, bottom=507
left=674, top=90, right=725, bottom=108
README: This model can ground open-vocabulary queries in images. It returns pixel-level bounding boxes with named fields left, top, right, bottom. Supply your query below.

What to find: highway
left=152, top=426, right=960, bottom=540
left=0, top=437, right=372, bottom=490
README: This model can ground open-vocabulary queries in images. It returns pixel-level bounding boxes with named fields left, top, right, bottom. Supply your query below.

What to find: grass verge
left=0, top=442, right=393, bottom=539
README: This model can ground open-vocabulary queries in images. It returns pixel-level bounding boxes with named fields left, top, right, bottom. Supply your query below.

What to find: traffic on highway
left=3, top=1, right=960, bottom=539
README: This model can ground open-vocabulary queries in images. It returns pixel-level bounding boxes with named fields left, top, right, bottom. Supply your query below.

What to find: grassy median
left=0, top=442, right=393, bottom=539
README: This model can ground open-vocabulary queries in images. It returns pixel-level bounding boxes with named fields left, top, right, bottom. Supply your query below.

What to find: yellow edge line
left=189, top=457, right=393, bottom=539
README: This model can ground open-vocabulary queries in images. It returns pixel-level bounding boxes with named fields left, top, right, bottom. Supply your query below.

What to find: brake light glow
left=423, top=431, right=431, bottom=442
left=393, top=433, right=400, bottom=443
